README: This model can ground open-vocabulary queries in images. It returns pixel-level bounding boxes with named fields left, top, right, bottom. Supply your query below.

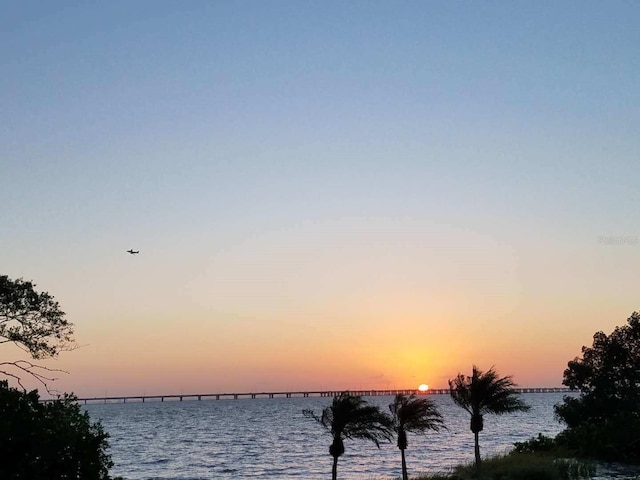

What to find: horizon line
left=44, top=386, right=572, bottom=403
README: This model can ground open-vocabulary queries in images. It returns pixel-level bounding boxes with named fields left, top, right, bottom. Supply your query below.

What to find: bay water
left=86, top=393, right=568, bottom=480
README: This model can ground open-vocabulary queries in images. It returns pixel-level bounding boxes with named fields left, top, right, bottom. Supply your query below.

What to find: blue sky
left=1, top=1, right=638, bottom=396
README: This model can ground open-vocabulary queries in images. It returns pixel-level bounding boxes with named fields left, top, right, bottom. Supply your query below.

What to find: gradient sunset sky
left=2, top=1, right=638, bottom=397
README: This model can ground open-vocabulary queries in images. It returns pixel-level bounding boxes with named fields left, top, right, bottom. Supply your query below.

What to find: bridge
left=53, top=387, right=571, bottom=405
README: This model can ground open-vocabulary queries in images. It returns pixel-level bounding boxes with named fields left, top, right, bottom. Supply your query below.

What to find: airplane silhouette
left=127, top=250, right=140, bottom=255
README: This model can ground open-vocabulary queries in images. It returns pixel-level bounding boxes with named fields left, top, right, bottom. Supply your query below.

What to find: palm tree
left=389, top=394, right=445, bottom=480
left=449, top=365, right=530, bottom=469
left=303, top=392, right=393, bottom=480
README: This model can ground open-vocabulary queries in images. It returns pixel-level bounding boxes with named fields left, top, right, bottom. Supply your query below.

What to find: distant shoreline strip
left=44, top=387, right=572, bottom=404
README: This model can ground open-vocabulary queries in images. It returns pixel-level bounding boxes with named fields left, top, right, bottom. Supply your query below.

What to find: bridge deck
left=45, top=387, right=571, bottom=404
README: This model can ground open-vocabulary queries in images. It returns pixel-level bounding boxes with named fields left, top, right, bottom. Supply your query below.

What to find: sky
left=1, top=1, right=638, bottom=398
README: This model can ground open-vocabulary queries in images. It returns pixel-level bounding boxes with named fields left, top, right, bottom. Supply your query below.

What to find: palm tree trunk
left=401, top=448, right=408, bottom=480
left=332, top=455, right=338, bottom=480
left=474, top=430, right=481, bottom=470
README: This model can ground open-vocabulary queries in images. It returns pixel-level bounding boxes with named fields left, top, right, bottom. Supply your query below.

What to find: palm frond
left=303, top=392, right=393, bottom=446
left=342, top=404, right=393, bottom=446
left=449, top=365, right=530, bottom=416
left=390, top=394, right=445, bottom=434
left=449, top=374, right=474, bottom=414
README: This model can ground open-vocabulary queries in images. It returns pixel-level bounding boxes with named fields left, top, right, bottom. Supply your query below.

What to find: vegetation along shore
left=2, top=275, right=640, bottom=479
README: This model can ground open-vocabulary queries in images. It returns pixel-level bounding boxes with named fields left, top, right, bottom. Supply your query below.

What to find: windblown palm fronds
left=389, top=394, right=445, bottom=480
left=449, top=365, right=530, bottom=469
left=303, top=392, right=392, bottom=480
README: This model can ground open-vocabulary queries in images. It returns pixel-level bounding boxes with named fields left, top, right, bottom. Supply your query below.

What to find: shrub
left=0, top=380, right=115, bottom=479
left=555, top=312, right=640, bottom=462
left=455, top=454, right=562, bottom=480
left=554, top=413, right=640, bottom=462
left=413, top=453, right=594, bottom=480
left=554, top=459, right=596, bottom=480
left=513, top=433, right=557, bottom=454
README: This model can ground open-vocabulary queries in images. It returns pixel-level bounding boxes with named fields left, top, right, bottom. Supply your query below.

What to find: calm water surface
left=86, top=393, right=569, bottom=480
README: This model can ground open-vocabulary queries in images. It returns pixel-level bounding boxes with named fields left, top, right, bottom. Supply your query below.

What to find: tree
left=449, top=365, right=530, bottom=469
left=0, top=275, right=74, bottom=390
left=389, top=393, right=445, bottom=480
left=303, top=392, right=393, bottom=480
left=0, top=275, right=119, bottom=478
left=0, top=380, right=117, bottom=479
left=554, top=311, right=640, bottom=461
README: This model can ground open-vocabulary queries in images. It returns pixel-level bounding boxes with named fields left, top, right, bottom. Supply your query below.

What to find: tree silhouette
left=0, top=276, right=118, bottom=478
left=555, top=312, right=640, bottom=460
left=449, top=365, right=530, bottom=469
left=0, top=275, right=74, bottom=391
left=0, top=381, right=116, bottom=479
left=389, top=393, right=445, bottom=480
left=303, top=392, right=393, bottom=480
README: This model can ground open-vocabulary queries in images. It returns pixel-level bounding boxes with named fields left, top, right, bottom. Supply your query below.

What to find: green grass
left=412, top=453, right=595, bottom=480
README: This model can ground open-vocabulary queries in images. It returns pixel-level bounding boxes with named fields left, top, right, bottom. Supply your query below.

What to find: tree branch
left=0, top=360, right=68, bottom=395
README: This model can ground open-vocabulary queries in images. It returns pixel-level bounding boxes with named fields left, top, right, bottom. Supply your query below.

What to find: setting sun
left=418, top=384, right=429, bottom=392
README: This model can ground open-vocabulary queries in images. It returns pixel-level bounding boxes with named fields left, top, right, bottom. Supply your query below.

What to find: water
left=86, top=393, right=569, bottom=480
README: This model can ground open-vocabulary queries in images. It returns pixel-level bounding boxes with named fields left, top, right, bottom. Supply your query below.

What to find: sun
left=418, top=384, right=429, bottom=392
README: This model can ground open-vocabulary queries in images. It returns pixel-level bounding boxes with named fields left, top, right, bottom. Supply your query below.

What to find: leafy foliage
left=449, top=365, right=530, bottom=468
left=554, top=312, right=640, bottom=461
left=449, top=366, right=530, bottom=423
left=390, top=394, right=445, bottom=480
left=464, top=454, right=594, bottom=480
left=513, top=434, right=557, bottom=454
left=1, top=275, right=75, bottom=390
left=303, top=392, right=393, bottom=480
left=413, top=454, right=595, bottom=480
left=304, top=392, right=393, bottom=449
left=0, top=275, right=74, bottom=359
left=390, top=393, right=445, bottom=450
left=0, top=380, right=115, bottom=480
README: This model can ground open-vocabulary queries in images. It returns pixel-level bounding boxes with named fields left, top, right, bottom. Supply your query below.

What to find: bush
left=513, top=434, right=557, bottom=454
left=554, top=413, right=640, bottom=462
left=0, top=380, right=115, bottom=479
left=555, top=312, right=640, bottom=462
left=554, top=459, right=596, bottom=480
left=455, top=454, right=565, bottom=480
left=414, top=453, right=595, bottom=480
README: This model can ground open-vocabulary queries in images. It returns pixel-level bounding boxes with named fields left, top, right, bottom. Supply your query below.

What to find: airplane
left=127, top=249, right=140, bottom=255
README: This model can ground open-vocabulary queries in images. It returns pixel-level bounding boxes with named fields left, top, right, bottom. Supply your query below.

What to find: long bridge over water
left=60, top=387, right=571, bottom=405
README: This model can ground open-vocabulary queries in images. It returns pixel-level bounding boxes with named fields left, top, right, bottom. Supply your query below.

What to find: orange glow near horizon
left=25, top=298, right=626, bottom=398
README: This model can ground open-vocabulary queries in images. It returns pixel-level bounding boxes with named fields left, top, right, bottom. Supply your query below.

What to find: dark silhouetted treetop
left=449, top=365, right=530, bottom=419
left=303, top=392, right=393, bottom=480
left=557, top=310, right=640, bottom=424
left=449, top=365, right=530, bottom=468
left=0, top=380, right=116, bottom=480
left=0, top=275, right=74, bottom=359
left=1, top=275, right=75, bottom=390
left=554, top=312, right=640, bottom=461
left=304, top=392, right=393, bottom=448
left=389, top=393, right=445, bottom=480
left=389, top=393, right=445, bottom=449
